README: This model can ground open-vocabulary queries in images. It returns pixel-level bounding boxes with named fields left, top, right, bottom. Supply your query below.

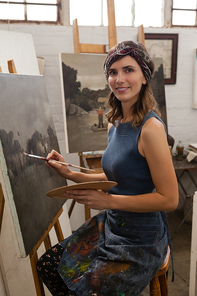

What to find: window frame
left=171, top=0, right=197, bottom=27
left=0, top=0, right=61, bottom=24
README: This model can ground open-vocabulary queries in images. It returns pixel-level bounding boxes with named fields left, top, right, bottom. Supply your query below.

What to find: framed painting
left=145, top=33, right=178, bottom=84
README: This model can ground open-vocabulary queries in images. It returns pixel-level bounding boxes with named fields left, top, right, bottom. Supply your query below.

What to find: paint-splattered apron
left=58, top=210, right=168, bottom=296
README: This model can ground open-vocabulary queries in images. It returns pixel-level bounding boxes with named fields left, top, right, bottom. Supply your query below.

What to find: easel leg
left=29, top=208, right=64, bottom=296
left=85, top=205, right=91, bottom=221
left=29, top=250, right=45, bottom=296
left=54, top=219, right=64, bottom=242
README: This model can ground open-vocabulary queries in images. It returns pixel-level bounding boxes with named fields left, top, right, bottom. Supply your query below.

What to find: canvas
left=60, top=54, right=167, bottom=153
left=0, top=30, right=39, bottom=75
left=149, top=57, right=168, bottom=130
left=0, top=74, right=67, bottom=256
left=60, top=53, right=110, bottom=153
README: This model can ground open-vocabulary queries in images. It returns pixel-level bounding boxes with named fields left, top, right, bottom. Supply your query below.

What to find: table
left=172, top=156, right=197, bottom=196
left=171, top=156, right=197, bottom=239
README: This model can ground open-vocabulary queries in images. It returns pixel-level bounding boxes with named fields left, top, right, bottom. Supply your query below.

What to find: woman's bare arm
left=46, top=150, right=108, bottom=183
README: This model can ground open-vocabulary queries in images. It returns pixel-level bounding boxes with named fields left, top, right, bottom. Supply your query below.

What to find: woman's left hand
left=64, top=189, right=111, bottom=210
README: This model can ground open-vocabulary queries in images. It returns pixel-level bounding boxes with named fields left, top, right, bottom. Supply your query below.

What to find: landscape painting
left=60, top=53, right=110, bottom=153
left=0, top=74, right=67, bottom=256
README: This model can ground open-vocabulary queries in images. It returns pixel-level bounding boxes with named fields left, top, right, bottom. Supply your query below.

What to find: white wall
left=0, top=23, right=197, bottom=295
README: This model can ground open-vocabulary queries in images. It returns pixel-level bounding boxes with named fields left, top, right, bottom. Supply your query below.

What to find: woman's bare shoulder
left=142, top=117, right=165, bottom=137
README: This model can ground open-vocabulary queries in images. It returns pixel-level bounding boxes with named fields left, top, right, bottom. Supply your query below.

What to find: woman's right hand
left=46, top=150, right=72, bottom=179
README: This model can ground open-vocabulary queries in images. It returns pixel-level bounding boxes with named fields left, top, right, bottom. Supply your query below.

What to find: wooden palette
left=46, top=181, right=117, bottom=199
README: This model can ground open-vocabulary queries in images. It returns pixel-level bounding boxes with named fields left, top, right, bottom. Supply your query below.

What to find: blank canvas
left=0, top=30, right=39, bottom=75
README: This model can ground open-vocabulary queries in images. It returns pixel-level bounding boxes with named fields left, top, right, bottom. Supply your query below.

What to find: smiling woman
left=36, top=40, right=178, bottom=296
left=104, top=41, right=159, bottom=127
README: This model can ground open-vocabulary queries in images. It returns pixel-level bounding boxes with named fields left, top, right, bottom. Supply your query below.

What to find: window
left=0, top=0, right=60, bottom=23
left=69, top=0, right=163, bottom=27
left=172, top=0, right=197, bottom=26
left=0, top=0, right=164, bottom=27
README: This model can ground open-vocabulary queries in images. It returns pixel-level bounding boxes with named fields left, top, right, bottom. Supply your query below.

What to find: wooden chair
left=149, top=246, right=171, bottom=296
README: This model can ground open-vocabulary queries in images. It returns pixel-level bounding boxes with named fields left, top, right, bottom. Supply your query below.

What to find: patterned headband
left=104, top=42, right=152, bottom=81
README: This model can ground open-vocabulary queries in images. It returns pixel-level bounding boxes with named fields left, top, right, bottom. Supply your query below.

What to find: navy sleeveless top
left=102, top=110, right=161, bottom=195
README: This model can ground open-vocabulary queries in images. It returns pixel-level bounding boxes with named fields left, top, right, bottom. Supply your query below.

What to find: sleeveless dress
left=57, top=110, right=170, bottom=296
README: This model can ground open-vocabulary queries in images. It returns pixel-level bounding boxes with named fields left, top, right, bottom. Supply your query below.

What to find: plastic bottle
left=176, top=141, right=184, bottom=161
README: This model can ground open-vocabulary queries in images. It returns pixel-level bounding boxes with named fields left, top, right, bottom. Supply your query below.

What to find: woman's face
left=107, top=55, right=146, bottom=107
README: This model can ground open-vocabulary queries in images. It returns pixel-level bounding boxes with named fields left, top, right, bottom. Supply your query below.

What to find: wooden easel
left=1, top=180, right=64, bottom=296
left=29, top=208, right=64, bottom=296
left=0, top=61, right=65, bottom=296
left=0, top=59, right=18, bottom=74
left=1, top=179, right=64, bottom=296
left=72, top=0, right=117, bottom=54
left=7, top=59, right=17, bottom=73
left=71, top=0, right=117, bottom=221
left=137, top=25, right=145, bottom=45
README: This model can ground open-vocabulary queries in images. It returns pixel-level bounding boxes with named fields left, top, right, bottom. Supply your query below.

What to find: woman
left=37, top=41, right=178, bottom=296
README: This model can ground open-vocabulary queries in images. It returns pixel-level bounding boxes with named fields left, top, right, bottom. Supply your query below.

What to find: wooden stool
left=149, top=246, right=171, bottom=296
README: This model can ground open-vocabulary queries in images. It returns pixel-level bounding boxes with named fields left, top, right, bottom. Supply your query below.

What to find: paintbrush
left=23, top=152, right=95, bottom=172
